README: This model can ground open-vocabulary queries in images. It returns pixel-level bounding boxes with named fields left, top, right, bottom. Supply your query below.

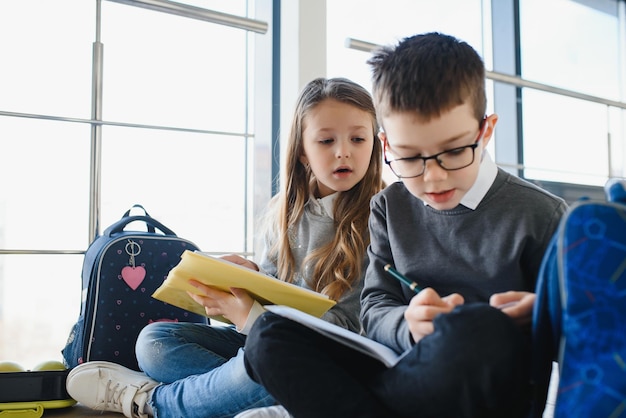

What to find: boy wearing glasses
left=242, top=32, right=567, bottom=418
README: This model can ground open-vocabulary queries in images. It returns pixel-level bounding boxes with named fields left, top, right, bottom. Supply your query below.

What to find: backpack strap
left=103, top=210, right=177, bottom=237
left=605, top=178, right=626, bottom=203
left=529, top=230, right=562, bottom=417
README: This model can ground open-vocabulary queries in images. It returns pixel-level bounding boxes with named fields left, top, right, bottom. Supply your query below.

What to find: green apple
left=32, top=360, right=67, bottom=371
left=0, top=361, right=25, bottom=372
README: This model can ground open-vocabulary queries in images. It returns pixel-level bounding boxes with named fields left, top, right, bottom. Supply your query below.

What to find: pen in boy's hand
left=384, top=264, right=421, bottom=293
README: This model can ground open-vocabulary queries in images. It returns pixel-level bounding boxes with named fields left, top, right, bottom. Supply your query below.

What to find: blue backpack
left=531, top=180, right=626, bottom=417
left=62, top=205, right=208, bottom=371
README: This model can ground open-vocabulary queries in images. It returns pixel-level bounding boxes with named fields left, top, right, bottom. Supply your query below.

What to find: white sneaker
left=66, top=361, right=158, bottom=418
left=234, top=405, right=292, bottom=418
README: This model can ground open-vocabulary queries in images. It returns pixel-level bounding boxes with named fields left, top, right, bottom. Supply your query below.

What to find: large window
left=519, top=0, right=625, bottom=185
left=1, top=0, right=625, bottom=370
left=0, top=0, right=270, bottom=367
left=326, top=0, right=494, bottom=185
left=327, top=0, right=490, bottom=91
left=326, top=0, right=626, bottom=188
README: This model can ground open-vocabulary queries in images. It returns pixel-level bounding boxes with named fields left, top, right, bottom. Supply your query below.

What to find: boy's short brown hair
left=368, top=32, right=486, bottom=124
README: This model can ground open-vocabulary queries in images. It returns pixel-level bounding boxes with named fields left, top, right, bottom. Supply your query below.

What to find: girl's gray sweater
left=259, top=196, right=365, bottom=333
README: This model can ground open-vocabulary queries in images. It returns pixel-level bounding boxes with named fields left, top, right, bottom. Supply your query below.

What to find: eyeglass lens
left=388, top=146, right=476, bottom=178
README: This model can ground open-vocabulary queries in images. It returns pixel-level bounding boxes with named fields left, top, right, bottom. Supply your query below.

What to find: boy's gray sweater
left=361, top=169, right=568, bottom=353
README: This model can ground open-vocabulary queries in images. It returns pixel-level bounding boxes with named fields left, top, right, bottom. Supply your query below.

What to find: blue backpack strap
left=605, top=178, right=626, bottom=203
left=103, top=215, right=177, bottom=237
left=103, top=205, right=177, bottom=237
left=123, top=203, right=150, bottom=218
left=530, top=228, right=563, bottom=417
left=121, top=204, right=155, bottom=234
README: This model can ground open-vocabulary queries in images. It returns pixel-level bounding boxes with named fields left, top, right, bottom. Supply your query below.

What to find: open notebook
left=266, top=305, right=408, bottom=368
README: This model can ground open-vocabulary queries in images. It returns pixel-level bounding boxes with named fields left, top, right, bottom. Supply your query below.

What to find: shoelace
left=101, top=378, right=151, bottom=418
left=102, top=379, right=127, bottom=410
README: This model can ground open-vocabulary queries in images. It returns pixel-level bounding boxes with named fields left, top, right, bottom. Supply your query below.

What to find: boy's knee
left=431, top=303, right=529, bottom=380
left=246, top=312, right=288, bottom=358
left=431, top=304, right=530, bottom=415
left=440, top=303, right=525, bottom=344
left=244, top=312, right=289, bottom=382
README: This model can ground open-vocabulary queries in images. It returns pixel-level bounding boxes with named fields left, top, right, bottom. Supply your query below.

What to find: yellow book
left=152, top=250, right=337, bottom=323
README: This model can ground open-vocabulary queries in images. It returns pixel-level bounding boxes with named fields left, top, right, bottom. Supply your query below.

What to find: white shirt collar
left=459, top=150, right=498, bottom=210
left=309, top=192, right=337, bottom=220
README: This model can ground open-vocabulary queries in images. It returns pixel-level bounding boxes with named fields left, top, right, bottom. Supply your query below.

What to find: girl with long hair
left=65, top=77, right=383, bottom=418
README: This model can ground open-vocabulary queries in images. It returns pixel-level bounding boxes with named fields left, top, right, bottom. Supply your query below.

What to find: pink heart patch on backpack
left=121, top=266, right=146, bottom=290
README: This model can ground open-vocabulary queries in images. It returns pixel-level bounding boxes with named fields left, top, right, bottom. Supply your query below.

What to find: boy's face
left=380, top=103, right=497, bottom=210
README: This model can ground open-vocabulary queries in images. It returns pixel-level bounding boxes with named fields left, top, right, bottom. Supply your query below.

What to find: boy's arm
left=360, top=195, right=415, bottom=354
left=491, top=199, right=568, bottom=324
left=524, top=200, right=569, bottom=288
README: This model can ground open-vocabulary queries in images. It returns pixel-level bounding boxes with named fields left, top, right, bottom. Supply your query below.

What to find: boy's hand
left=404, top=288, right=464, bottom=343
left=221, top=254, right=260, bottom=271
left=489, top=291, right=535, bottom=325
left=187, top=279, right=254, bottom=329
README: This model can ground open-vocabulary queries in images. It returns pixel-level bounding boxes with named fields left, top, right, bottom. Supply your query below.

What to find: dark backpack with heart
left=62, top=205, right=208, bottom=371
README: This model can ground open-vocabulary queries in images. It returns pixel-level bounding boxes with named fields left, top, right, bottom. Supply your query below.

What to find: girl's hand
left=404, top=288, right=464, bottom=343
left=489, top=291, right=535, bottom=326
left=187, top=279, right=254, bottom=329
left=220, top=254, right=259, bottom=271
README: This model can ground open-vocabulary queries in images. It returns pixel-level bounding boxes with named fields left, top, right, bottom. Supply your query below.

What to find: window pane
left=522, top=90, right=610, bottom=185
left=100, top=126, right=248, bottom=252
left=519, top=0, right=622, bottom=185
left=609, top=108, right=626, bottom=178
left=520, top=0, right=620, bottom=100
left=0, top=0, right=258, bottom=368
left=326, top=0, right=490, bottom=185
left=0, top=254, right=83, bottom=367
left=326, top=0, right=487, bottom=90
left=101, top=2, right=249, bottom=133
left=0, top=117, right=90, bottom=249
left=0, top=0, right=93, bottom=118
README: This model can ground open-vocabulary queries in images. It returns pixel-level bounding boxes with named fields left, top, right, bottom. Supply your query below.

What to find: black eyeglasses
left=384, top=117, right=487, bottom=179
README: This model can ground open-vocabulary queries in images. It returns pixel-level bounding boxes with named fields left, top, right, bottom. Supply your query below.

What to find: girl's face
left=300, top=99, right=375, bottom=198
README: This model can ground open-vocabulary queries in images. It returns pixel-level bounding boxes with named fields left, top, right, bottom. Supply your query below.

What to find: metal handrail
left=107, top=0, right=268, bottom=34
left=344, top=37, right=626, bottom=110
left=0, top=110, right=253, bottom=138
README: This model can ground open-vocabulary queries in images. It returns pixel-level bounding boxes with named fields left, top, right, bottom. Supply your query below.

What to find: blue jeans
left=135, top=322, right=275, bottom=418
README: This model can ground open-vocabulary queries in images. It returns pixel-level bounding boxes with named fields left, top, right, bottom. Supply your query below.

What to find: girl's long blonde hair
left=266, top=77, right=383, bottom=301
